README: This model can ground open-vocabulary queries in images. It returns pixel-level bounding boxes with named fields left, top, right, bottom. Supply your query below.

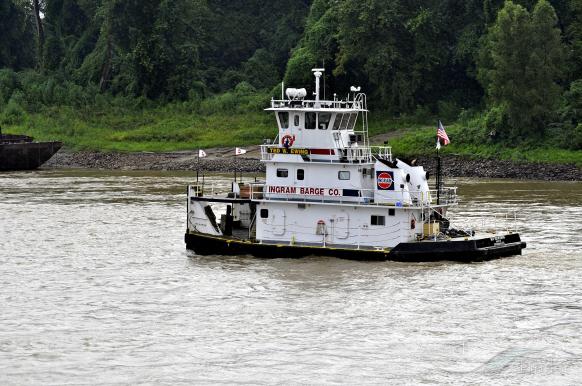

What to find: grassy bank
left=3, top=100, right=581, bottom=166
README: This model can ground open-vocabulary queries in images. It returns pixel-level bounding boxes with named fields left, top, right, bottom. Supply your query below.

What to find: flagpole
left=436, top=121, right=441, bottom=206
left=436, top=147, right=441, bottom=205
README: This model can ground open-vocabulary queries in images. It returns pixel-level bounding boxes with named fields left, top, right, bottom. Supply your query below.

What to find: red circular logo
left=281, top=135, right=295, bottom=148
left=377, top=172, right=393, bottom=189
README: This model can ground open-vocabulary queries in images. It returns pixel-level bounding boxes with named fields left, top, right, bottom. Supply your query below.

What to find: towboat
left=0, top=133, right=62, bottom=171
left=185, top=69, right=526, bottom=262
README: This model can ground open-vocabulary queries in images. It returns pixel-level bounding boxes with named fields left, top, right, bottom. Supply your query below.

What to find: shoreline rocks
left=44, top=149, right=582, bottom=181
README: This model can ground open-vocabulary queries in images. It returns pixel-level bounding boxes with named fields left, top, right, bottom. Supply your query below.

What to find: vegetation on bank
left=0, top=0, right=581, bottom=164
left=3, top=89, right=580, bottom=165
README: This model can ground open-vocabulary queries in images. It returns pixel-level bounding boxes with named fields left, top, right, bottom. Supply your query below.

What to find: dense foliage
left=0, top=0, right=581, bottom=151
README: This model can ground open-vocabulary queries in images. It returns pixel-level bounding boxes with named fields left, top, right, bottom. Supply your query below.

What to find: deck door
left=334, top=214, right=350, bottom=240
left=271, top=209, right=286, bottom=236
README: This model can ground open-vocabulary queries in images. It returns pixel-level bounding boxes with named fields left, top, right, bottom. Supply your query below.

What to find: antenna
left=312, top=68, right=325, bottom=103
left=323, top=60, right=326, bottom=101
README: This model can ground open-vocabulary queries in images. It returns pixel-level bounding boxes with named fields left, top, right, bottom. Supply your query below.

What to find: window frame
left=371, top=215, right=386, bottom=226
left=332, top=114, right=343, bottom=130
left=278, top=112, right=289, bottom=130
left=293, top=114, right=300, bottom=127
left=297, top=169, right=305, bottom=181
left=276, top=168, right=289, bottom=178
left=338, top=171, right=350, bottom=180
left=260, top=209, right=269, bottom=219
left=318, top=113, right=331, bottom=130
left=305, top=112, right=316, bottom=130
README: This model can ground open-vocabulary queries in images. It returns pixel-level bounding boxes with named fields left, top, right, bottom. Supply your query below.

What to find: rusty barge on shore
left=0, top=134, right=62, bottom=171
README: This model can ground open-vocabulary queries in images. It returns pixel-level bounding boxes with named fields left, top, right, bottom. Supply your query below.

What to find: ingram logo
left=376, top=171, right=394, bottom=191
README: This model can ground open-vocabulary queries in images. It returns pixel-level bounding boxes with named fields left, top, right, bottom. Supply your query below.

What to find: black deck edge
left=185, top=232, right=526, bottom=262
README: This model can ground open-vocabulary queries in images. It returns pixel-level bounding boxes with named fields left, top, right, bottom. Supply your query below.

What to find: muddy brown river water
left=1, top=170, right=581, bottom=384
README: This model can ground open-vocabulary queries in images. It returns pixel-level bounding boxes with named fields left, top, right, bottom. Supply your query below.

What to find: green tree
left=0, top=1, right=36, bottom=70
left=478, top=0, right=564, bottom=138
left=567, top=0, right=582, bottom=80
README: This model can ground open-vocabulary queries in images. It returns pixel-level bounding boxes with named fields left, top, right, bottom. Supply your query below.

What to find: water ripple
left=0, top=172, right=581, bottom=384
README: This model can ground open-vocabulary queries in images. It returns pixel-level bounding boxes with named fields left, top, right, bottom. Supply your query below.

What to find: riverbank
left=44, top=148, right=582, bottom=181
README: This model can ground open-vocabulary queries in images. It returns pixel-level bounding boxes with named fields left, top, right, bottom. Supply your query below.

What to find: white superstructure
left=187, top=69, right=458, bottom=251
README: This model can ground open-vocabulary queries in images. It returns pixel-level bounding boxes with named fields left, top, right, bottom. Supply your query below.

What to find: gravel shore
left=45, top=148, right=582, bottom=181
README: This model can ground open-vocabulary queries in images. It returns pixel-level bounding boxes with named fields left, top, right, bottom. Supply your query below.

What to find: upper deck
left=264, top=69, right=374, bottom=162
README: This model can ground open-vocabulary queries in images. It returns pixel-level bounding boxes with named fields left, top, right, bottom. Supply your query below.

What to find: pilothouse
left=185, top=69, right=526, bottom=261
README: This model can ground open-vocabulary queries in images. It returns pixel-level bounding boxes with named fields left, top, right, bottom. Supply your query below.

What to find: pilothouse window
left=347, top=113, right=358, bottom=130
left=305, top=112, right=316, bottom=130
left=339, top=114, right=350, bottom=130
left=319, top=113, right=331, bottom=130
left=332, top=114, right=343, bottom=130
left=278, top=112, right=289, bottom=129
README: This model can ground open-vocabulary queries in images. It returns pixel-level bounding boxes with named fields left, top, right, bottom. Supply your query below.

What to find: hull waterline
left=185, top=232, right=526, bottom=262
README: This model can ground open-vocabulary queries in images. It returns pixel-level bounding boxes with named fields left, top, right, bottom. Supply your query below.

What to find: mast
left=312, top=68, right=324, bottom=106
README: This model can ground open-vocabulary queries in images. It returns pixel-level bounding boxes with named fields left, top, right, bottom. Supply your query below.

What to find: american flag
left=436, top=120, right=450, bottom=149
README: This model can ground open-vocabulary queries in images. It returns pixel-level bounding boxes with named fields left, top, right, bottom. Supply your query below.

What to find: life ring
left=281, top=134, right=295, bottom=148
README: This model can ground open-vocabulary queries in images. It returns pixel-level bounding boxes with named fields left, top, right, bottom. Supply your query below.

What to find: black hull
left=0, top=142, right=62, bottom=171
left=185, top=232, right=526, bottom=262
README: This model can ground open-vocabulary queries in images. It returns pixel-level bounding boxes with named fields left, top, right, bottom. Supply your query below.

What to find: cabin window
left=388, top=208, right=395, bottom=216
left=319, top=113, right=331, bottom=130
left=278, top=112, right=289, bottom=129
left=276, top=168, right=288, bottom=178
left=297, top=169, right=305, bottom=180
left=260, top=209, right=269, bottom=218
left=293, top=114, right=300, bottom=127
left=332, top=114, right=343, bottom=130
left=305, top=112, right=316, bottom=130
left=371, top=215, right=385, bottom=226
left=338, top=171, right=350, bottom=180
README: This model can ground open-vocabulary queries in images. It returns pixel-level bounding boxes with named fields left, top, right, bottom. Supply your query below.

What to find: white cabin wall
left=256, top=202, right=420, bottom=248
left=373, top=161, right=412, bottom=205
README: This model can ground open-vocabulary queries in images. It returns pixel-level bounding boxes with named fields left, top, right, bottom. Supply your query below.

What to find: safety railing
left=254, top=185, right=458, bottom=207
left=260, top=145, right=392, bottom=163
left=189, top=181, right=458, bottom=208
left=447, top=209, right=520, bottom=236
left=270, top=98, right=367, bottom=111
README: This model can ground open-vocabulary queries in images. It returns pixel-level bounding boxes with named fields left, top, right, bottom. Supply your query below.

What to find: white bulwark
left=187, top=69, right=459, bottom=251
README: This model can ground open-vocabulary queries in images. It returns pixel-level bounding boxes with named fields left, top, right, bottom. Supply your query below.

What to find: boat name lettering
left=268, top=186, right=342, bottom=196
left=267, top=147, right=310, bottom=155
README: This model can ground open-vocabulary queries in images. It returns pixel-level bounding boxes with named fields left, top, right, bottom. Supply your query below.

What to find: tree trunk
left=99, top=33, right=113, bottom=92
left=32, top=0, right=44, bottom=68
